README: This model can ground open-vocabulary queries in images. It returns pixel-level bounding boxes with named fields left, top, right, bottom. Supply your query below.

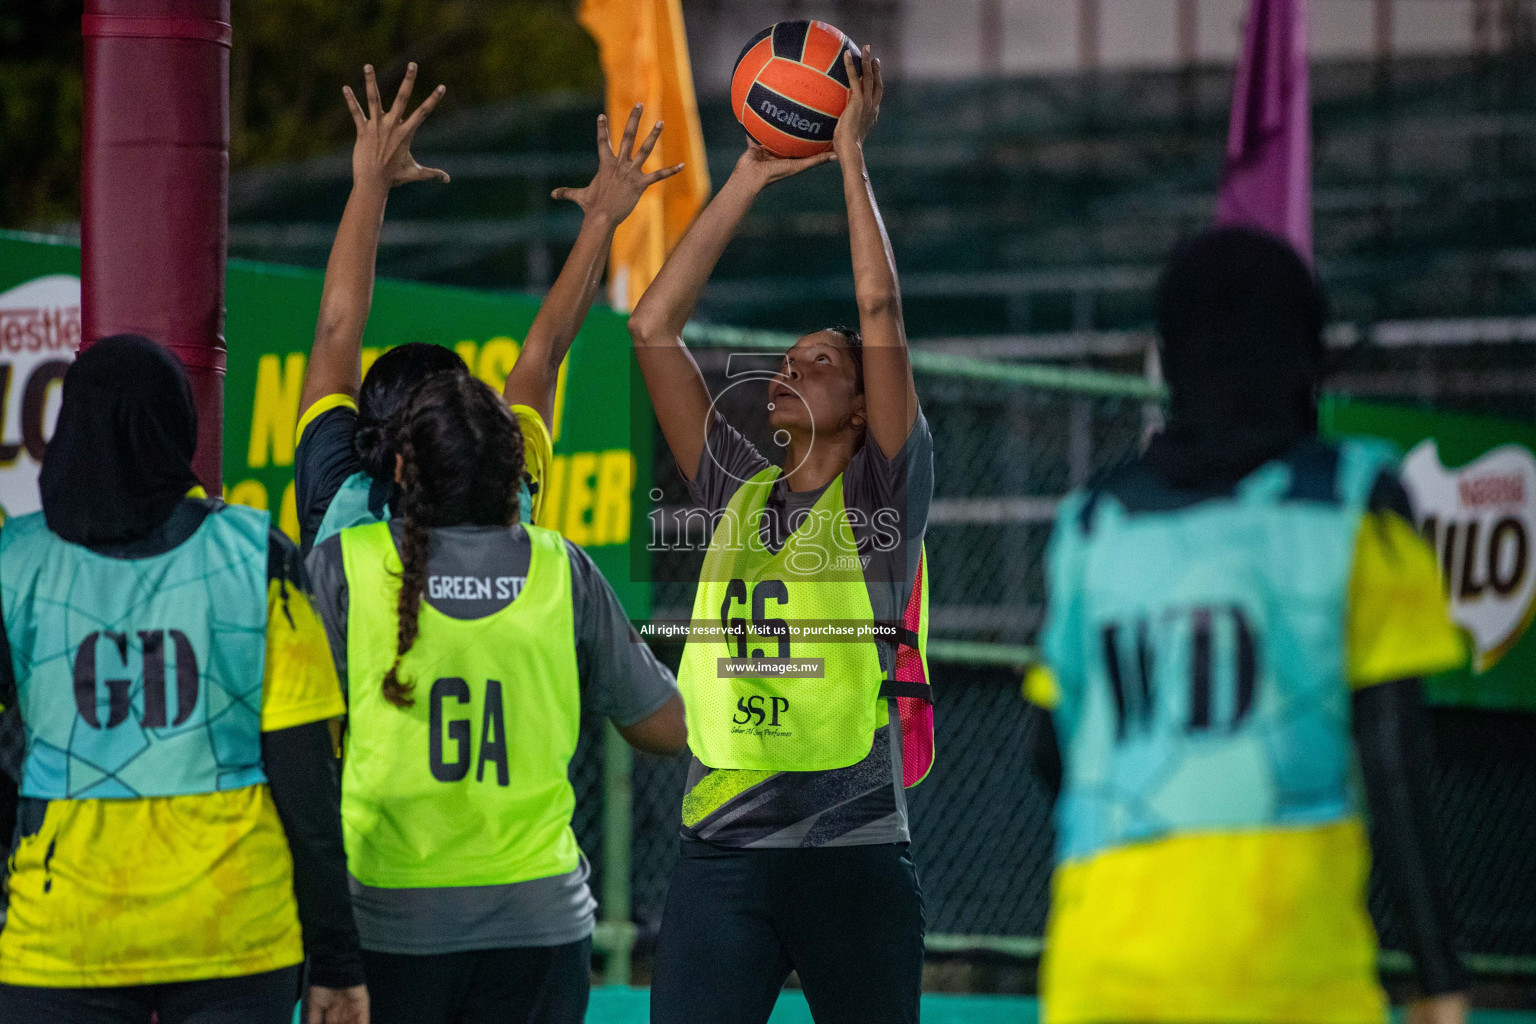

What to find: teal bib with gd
left=1041, top=438, right=1397, bottom=862
left=0, top=505, right=271, bottom=800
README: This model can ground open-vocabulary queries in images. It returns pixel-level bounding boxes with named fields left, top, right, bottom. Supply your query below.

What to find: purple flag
left=1215, top=0, right=1313, bottom=262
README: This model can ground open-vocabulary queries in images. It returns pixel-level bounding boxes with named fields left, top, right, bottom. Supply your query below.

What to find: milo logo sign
left=1323, top=397, right=1536, bottom=710
left=1404, top=440, right=1536, bottom=673
left=0, top=273, right=79, bottom=520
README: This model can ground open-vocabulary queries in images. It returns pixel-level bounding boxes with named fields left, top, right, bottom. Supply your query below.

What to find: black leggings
left=651, top=841, right=926, bottom=1024
left=361, top=938, right=591, bottom=1024
left=0, top=965, right=300, bottom=1024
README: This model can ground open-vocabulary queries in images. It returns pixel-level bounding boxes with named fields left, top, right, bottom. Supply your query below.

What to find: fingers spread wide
left=364, top=64, right=383, bottom=119
left=343, top=85, right=366, bottom=129
left=619, top=103, right=642, bottom=158
left=402, top=83, right=446, bottom=133
left=634, top=120, right=664, bottom=166
left=391, top=62, right=418, bottom=118
left=642, top=162, right=685, bottom=186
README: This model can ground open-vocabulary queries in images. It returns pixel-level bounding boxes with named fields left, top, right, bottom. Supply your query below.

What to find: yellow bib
left=679, top=468, right=928, bottom=772
left=339, top=522, right=581, bottom=887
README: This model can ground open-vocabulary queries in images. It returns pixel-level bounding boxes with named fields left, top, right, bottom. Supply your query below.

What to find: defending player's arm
left=627, top=137, right=834, bottom=480
left=261, top=532, right=368, bottom=1023
left=298, top=63, right=448, bottom=420
left=1347, top=476, right=1469, bottom=1012
left=502, top=104, right=683, bottom=429
left=566, top=539, right=686, bottom=756
left=834, top=46, right=918, bottom=458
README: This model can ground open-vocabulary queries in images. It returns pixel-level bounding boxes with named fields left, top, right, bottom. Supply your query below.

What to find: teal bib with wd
left=0, top=504, right=271, bottom=800
left=1041, top=438, right=1398, bottom=862
left=313, top=470, right=534, bottom=551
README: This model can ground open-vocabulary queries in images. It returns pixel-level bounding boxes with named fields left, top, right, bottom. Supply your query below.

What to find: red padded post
left=81, top=0, right=231, bottom=491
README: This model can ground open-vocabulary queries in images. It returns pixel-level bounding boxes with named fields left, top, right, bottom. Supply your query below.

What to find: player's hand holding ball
left=834, top=45, right=883, bottom=162
left=731, top=139, right=835, bottom=191
left=551, top=103, right=685, bottom=226
left=730, top=20, right=868, bottom=190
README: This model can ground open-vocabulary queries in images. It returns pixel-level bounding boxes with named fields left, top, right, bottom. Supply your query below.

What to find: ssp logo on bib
left=733, top=694, right=790, bottom=734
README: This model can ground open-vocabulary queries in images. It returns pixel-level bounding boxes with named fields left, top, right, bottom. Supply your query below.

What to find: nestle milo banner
left=0, top=231, right=651, bottom=616
left=1324, top=397, right=1536, bottom=711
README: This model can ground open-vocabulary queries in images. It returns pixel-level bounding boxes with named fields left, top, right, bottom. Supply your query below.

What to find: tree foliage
left=0, top=0, right=83, bottom=229
left=0, top=0, right=600, bottom=229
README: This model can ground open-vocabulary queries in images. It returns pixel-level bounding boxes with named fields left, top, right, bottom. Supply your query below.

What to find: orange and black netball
left=731, top=20, right=861, bottom=158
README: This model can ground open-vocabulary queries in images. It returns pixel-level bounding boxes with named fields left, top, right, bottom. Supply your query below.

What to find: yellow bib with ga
left=339, top=521, right=581, bottom=888
left=678, top=467, right=930, bottom=773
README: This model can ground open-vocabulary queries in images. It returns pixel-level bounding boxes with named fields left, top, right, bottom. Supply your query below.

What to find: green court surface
left=291, top=990, right=1536, bottom=1023
left=585, top=988, right=1034, bottom=1022
left=584, top=989, right=1536, bottom=1023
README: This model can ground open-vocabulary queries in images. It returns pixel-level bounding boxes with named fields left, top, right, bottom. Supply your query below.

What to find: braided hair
left=380, top=373, right=525, bottom=708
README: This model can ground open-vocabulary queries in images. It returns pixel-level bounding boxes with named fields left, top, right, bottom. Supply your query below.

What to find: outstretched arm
left=503, top=104, right=684, bottom=427
left=299, top=63, right=449, bottom=419
left=627, top=143, right=834, bottom=479
left=835, top=47, right=917, bottom=459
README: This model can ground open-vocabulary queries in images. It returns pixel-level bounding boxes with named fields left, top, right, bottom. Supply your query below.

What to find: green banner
left=1323, top=396, right=1536, bottom=711
left=0, top=231, right=651, bottom=617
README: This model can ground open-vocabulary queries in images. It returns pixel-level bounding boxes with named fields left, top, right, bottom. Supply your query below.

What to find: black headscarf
left=40, top=334, right=200, bottom=546
left=1147, top=226, right=1327, bottom=488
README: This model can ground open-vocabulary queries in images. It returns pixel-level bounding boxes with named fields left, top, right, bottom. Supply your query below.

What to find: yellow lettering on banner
left=563, top=452, right=598, bottom=546
left=360, top=347, right=383, bottom=380
left=592, top=450, right=635, bottom=546
left=477, top=337, right=521, bottom=392
left=455, top=341, right=478, bottom=370
left=226, top=479, right=269, bottom=510
left=279, top=481, right=299, bottom=543
left=248, top=353, right=307, bottom=468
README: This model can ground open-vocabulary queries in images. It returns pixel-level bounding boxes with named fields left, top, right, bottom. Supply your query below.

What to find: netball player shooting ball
left=294, top=62, right=683, bottom=555
left=629, top=45, right=935, bottom=1024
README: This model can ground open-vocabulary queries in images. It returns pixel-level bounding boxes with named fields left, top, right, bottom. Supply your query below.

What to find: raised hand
left=731, top=139, right=836, bottom=191
left=834, top=45, right=883, bottom=157
left=551, top=103, right=684, bottom=225
left=342, top=62, right=449, bottom=194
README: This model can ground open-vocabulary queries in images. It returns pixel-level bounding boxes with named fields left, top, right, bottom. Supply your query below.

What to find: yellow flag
left=579, top=0, right=711, bottom=310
